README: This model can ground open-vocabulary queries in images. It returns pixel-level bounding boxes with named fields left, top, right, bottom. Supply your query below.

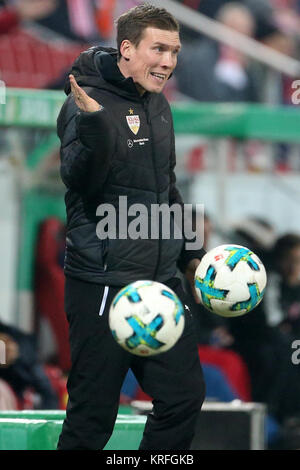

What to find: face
left=119, top=27, right=181, bottom=94
left=0, top=333, right=19, bottom=367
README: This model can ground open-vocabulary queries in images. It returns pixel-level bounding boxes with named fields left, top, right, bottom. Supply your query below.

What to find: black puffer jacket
left=57, top=46, right=204, bottom=287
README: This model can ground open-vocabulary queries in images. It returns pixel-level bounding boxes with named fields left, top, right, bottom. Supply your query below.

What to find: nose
left=160, top=51, right=176, bottom=69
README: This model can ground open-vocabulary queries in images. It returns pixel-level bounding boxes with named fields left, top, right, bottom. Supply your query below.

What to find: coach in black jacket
left=57, top=4, right=205, bottom=450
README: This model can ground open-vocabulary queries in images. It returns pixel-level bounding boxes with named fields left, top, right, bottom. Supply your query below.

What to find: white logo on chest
left=126, top=115, right=140, bottom=135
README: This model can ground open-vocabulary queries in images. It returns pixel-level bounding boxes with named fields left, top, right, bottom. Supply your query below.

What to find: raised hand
left=69, top=74, right=102, bottom=113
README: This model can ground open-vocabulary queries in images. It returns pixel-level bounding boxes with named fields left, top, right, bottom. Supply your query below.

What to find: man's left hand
left=185, top=258, right=201, bottom=304
left=69, top=74, right=102, bottom=112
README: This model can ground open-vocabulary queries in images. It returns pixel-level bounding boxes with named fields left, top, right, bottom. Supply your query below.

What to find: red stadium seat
left=197, top=345, right=252, bottom=402
left=133, top=345, right=252, bottom=403
left=0, top=29, right=86, bottom=88
left=35, top=218, right=71, bottom=372
left=44, top=365, right=68, bottom=409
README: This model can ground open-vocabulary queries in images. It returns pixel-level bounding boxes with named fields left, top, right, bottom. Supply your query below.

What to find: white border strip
left=99, top=286, right=109, bottom=316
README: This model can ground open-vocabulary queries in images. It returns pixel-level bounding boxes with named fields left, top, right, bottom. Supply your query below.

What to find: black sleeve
left=58, top=94, right=115, bottom=196
left=168, top=118, right=206, bottom=273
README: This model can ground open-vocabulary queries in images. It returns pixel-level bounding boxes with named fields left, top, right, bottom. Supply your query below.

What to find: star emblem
left=129, top=108, right=134, bottom=115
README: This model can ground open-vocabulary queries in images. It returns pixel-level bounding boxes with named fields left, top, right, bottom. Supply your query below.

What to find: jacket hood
left=64, top=46, right=141, bottom=99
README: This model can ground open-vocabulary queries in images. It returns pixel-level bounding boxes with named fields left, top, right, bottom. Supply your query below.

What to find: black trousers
left=57, top=276, right=205, bottom=450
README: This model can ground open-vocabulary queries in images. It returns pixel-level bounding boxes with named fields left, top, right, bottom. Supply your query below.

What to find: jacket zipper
left=142, top=98, right=161, bottom=281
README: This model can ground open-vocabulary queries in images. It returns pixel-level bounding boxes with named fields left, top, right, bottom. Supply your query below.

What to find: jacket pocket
left=67, top=224, right=106, bottom=271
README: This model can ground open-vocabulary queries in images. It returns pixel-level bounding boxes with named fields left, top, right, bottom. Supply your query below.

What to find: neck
left=117, top=57, right=145, bottom=96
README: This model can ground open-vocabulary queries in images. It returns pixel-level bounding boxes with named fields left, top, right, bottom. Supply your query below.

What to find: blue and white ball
left=195, top=244, right=267, bottom=317
left=109, top=281, right=185, bottom=356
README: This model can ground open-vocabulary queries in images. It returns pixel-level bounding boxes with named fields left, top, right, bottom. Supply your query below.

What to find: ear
left=120, top=39, right=133, bottom=62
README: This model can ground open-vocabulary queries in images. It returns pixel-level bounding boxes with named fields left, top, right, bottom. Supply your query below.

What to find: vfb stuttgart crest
left=126, top=114, right=140, bottom=135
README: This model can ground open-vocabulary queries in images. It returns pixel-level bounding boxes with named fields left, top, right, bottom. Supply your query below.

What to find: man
left=57, top=4, right=205, bottom=450
left=0, top=321, right=59, bottom=409
left=175, top=2, right=261, bottom=102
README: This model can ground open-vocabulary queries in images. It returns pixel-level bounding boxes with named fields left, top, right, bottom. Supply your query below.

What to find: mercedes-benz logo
left=127, top=139, right=133, bottom=148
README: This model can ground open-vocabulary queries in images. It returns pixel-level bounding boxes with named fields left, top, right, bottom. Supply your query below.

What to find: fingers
left=69, top=74, right=86, bottom=109
left=69, top=74, right=79, bottom=95
left=69, top=74, right=101, bottom=112
left=69, top=75, right=83, bottom=100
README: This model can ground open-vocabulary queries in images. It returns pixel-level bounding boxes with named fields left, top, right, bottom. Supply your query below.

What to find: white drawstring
left=99, top=285, right=109, bottom=316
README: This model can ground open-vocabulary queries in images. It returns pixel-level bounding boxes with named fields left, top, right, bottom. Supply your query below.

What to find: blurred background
left=1, top=0, right=300, bottom=450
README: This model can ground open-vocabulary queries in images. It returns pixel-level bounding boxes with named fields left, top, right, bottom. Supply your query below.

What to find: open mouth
left=150, top=72, right=166, bottom=83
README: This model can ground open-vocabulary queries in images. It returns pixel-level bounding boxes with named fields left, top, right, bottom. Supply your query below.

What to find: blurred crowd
left=190, top=212, right=300, bottom=449
left=0, top=0, right=300, bottom=103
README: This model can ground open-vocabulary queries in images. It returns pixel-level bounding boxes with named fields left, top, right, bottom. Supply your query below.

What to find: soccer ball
left=194, top=244, right=267, bottom=317
left=109, top=280, right=185, bottom=356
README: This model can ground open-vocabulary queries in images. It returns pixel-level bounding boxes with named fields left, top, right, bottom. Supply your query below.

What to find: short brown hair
left=116, top=3, right=179, bottom=58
